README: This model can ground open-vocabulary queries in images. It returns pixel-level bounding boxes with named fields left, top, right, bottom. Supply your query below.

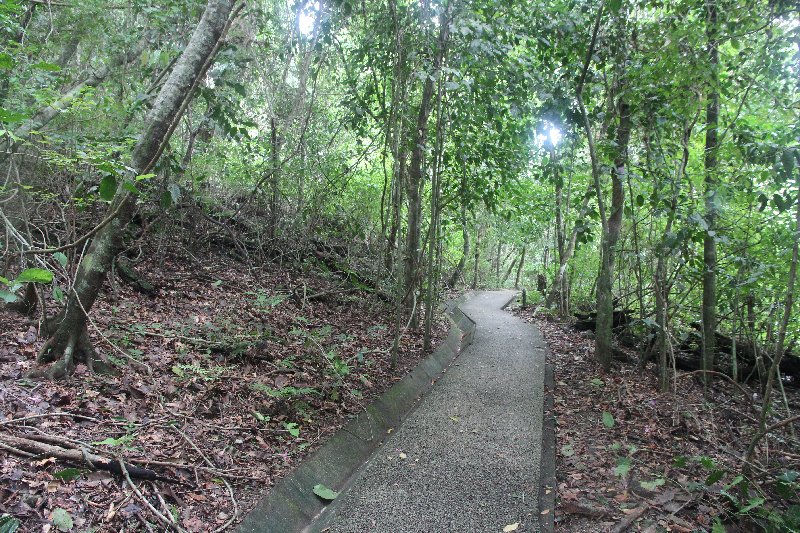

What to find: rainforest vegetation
left=0, top=0, right=799, bottom=530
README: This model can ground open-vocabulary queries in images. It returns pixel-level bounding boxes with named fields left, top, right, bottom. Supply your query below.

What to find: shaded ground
left=512, top=307, right=800, bottom=533
left=0, top=246, right=446, bottom=531
left=315, top=290, right=545, bottom=533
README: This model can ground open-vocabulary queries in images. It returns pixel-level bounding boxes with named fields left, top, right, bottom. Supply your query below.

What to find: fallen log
left=0, top=433, right=181, bottom=484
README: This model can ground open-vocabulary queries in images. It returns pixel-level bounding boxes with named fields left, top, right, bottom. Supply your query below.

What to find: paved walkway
left=313, top=291, right=547, bottom=533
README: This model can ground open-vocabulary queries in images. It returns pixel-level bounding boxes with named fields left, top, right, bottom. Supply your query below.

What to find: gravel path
left=312, top=290, right=546, bottom=533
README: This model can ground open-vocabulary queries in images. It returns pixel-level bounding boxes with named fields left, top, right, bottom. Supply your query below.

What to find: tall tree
left=701, top=0, right=720, bottom=384
left=32, top=0, right=239, bottom=379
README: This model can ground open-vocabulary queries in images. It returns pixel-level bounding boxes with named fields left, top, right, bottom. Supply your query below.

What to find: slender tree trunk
left=405, top=5, right=449, bottom=327
left=702, top=0, right=719, bottom=386
left=33, top=0, right=238, bottom=379
left=268, top=117, right=280, bottom=240
left=448, top=188, right=469, bottom=287
left=515, top=246, right=526, bottom=289
left=547, top=186, right=591, bottom=312
left=745, top=174, right=800, bottom=468
left=424, top=29, right=449, bottom=350
left=596, top=97, right=630, bottom=370
left=472, top=222, right=481, bottom=289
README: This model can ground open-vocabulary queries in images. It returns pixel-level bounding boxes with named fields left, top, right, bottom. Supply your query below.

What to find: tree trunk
left=448, top=191, right=469, bottom=287
left=472, top=222, right=481, bottom=289
left=515, top=245, right=526, bottom=289
left=0, top=40, right=146, bottom=162
left=269, top=117, right=280, bottom=240
left=404, top=4, right=448, bottom=326
left=33, top=0, right=238, bottom=379
left=702, top=0, right=719, bottom=386
left=546, top=185, right=591, bottom=312
left=596, top=98, right=630, bottom=371
left=746, top=168, right=800, bottom=468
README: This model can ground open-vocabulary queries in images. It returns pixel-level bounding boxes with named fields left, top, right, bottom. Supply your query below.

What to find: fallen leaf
left=503, top=523, right=519, bottom=532
left=312, top=484, right=339, bottom=501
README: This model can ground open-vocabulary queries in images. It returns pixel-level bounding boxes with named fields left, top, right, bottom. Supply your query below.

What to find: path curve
left=312, top=290, right=546, bottom=533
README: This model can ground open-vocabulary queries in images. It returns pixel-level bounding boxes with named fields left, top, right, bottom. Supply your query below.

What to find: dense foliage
left=1, top=0, right=799, bottom=529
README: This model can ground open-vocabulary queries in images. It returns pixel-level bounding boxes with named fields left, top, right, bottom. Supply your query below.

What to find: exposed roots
left=29, top=320, right=115, bottom=380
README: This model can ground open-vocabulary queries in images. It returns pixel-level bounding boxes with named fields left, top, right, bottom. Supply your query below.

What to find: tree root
left=30, top=321, right=115, bottom=379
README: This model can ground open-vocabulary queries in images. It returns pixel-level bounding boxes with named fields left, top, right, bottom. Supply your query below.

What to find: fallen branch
left=0, top=411, right=99, bottom=426
left=0, top=433, right=180, bottom=484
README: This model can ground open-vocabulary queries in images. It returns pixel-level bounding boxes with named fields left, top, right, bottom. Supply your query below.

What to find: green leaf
left=53, top=252, right=68, bottom=267
left=99, top=175, right=118, bottom=201
left=312, top=483, right=339, bottom=501
left=0, top=515, right=20, bottom=533
left=252, top=411, right=270, bottom=423
left=614, top=456, right=631, bottom=478
left=122, top=182, right=141, bottom=195
left=33, top=61, right=61, bottom=72
left=91, top=435, right=132, bottom=447
left=15, top=268, right=53, bottom=284
left=711, top=518, right=726, bottom=533
left=53, top=468, right=84, bottom=482
left=602, top=411, right=615, bottom=428
left=607, top=0, right=622, bottom=13
left=0, top=290, right=18, bottom=303
left=52, top=286, right=65, bottom=303
left=0, top=53, right=13, bottom=70
left=705, top=469, right=725, bottom=486
left=738, top=497, right=765, bottom=514
left=284, top=422, right=300, bottom=437
left=639, top=478, right=665, bottom=491
left=51, top=508, right=73, bottom=531
left=0, top=108, right=27, bottom=123
left=560, top=444, right=575, bottom=457
left=590, top=378, right=604, bottom=387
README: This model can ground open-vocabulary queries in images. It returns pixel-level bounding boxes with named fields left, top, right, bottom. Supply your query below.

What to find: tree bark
left=702, top=0, right=719, bottom=385
left=596, top=97, right=630, bottom=371
left=33, top=0, right=238, bottom=379
left=515, top=245, right=526, bottom=289
left=404, top=3, right=448, bottom=327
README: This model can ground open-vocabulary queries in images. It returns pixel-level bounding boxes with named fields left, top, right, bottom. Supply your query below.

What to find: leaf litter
left=512, top=307, right=800, bottom=533
left=0, top=244, right=447, bottom=531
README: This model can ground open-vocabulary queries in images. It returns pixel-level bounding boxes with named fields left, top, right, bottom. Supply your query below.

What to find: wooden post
left=522, top=289, right=527, bottom=309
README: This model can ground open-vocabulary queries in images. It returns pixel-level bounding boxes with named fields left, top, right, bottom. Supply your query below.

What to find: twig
left=117, top=457, right=185, bottom=533
left=153, top=482, right=178, bottom=527
left=675, top=370, right=755, bottom=413
left=611, top=505, right=648, bottom=533
left=172, top=427, right=239, bottom=531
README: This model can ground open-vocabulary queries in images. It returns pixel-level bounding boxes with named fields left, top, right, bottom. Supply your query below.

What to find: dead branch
left=0, top=433, right=180, bottom=484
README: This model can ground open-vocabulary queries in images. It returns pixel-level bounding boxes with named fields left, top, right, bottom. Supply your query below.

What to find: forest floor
left=512, top=306, right=800, bottom=533
left=0, top=244, right=446, bottom=532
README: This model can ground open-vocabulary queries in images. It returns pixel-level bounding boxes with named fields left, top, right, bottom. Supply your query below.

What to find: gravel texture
left=313, top=290, right=546, bottom=533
